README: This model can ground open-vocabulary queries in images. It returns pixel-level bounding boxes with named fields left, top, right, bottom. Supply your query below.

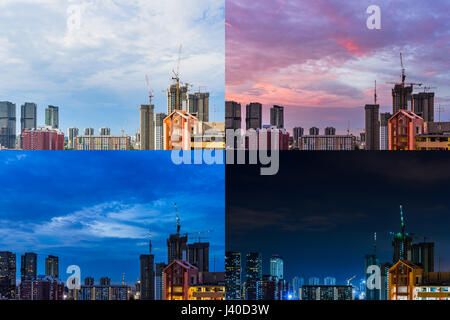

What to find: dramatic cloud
left=226, top=0, right=450, bottom=134
left=0, top=152, right=225, bottom=283
left=0, top=0, right=225, bottom=134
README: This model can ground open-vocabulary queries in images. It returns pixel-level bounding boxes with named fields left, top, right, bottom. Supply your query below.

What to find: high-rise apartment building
left=188, top=92, right=209, bottom=122
left=21, top=102, right=37, bottom=132
left=99, top=127, right=111, bottom=136
left=187, top=242, right=209, bottom=272
left=21, top=252, right=37, bottom=281
left=412, top=242, right=434, bottom=273
left=140, top=255, right=155, bottom=300
left=392, top=84, right=413, bottom=114
left=21, top=127, right=65, bottom=150
left=0, top=101, right=16, bottom=149
left=270, top=105, right=284, bottom=129
left=269, top=255, right=283, bottom=280
left=140, top=104, right=154, bottom=150
left=74, top=135, right=130, bottom=150
left=245, top=252, right=262, bottom=300
left=225, top=101, right=241, bottom=130
left=0, top=252, right=16, bottom=299
left=84, top=127, right=94, bottom=136
left=225, top=252, right=241, bottom=300
left=309, top=127, right=319, bottom=135
left=45, top=255, right=59, bottom=279
left=246, top=103, right=262, bottom=130
left=45, top=105, right=59, bottom=129
left=154, top=113, right=166, bottom=150
left=365, top=104, right=380, bottom=150
left=293, top=127, right=304, bottom=148
left=412, top=92, right=434, bottom=122
left=155, top=262, right=166, bottom=300
left=324, top=127, right=336, bottom=136
left=324, top=277, right=336, bottom=286
left=380, top=112, right=391, bottom=150
left=67, top=127, right=79, bottom=149
left=167, top=84, right=189, bottom=114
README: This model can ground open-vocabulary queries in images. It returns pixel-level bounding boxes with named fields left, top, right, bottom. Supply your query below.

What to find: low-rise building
left=74, top=135, right=131, bottom=150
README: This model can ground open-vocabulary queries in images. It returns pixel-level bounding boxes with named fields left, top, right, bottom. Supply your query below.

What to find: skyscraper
left=246, top=103, right=262, bottom=130
left=324, top=277, right=336, bottom=286
left=167, top=206, right=188, bottom=264
left=99, top=127, right=111, bottom=136
left=188, top=92, right=209, bottom=122
left=412, top=242, right=434, bottom=273
left=412, top=92, right=434, bottom=122
left=380, top=112, right=391, bottom=150
left=140, top=232, right=155, bottom=300
left=270, top=105, right=284, bottom=129
left=21, top=252, right=37, bottom=281
left=293, top=127, right=304, bottom=148
left=308, top=277, right=320, bottom=285
left=154, top=262, right=166, bottom=300
left=154, top=113, right=166, bottom=150
left=99, top=277, right=111, bottom=286
left=309, top=127, right=319, bottom=135
left=140, top=104, right=154, bottom=150
left=0, top=251, right=16, bottom=299
left=67, top=127, right=79, bottom=149
left=291, top=276, right=304, bottom=300
left=45, top=105, right=59, bottom=129
left=225, top=252, right=241, bottom=300
left=325, top=127, right=336, bottom=136
left=0, top=101, right=16, bottom=149
left=21, top=102, right=37, bottom=132
left=392, top=205, right=413, bottom=262
left=84, top=127, right=94, bottom=136
left=225, top=101, right=241, bottom=130
left=187, top=242, right=209, bottom=272
left=245, top=252, right=262, bottom=300
left=392, top=84, right=413, bottom=114
left=365, top=104, right=380, bottom=150
left=167, top=83, right=188, bottom=114
left=269, top=255, right=283, bottom=280
left=45, top=255, right=59, bottom=279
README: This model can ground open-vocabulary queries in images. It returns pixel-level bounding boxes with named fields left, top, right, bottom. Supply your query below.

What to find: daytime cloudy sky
left=0, top=152, right=224, bottom=283
left=0, top=0, right=225, bottom=135
left=226, top=0, right=450, bottom=134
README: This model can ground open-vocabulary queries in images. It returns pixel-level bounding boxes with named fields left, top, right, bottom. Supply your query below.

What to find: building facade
left=74, top=135, right=130, bottom=150
left=225, top=252, right=241, bottom=300
left=365, top=104, right=380, bottom=150
left=225, top=101, right=241, bottom=130
left=0, top=101, right=16, bottom=149
left=140, top=104, right=154, bottom=150
left=388, top=110, right=424, bottom=150
left=246, top=103, right=262, bottom=130
left=0, top=252, right=16, bottom=299
left=45, top=105, right=59, bottom=129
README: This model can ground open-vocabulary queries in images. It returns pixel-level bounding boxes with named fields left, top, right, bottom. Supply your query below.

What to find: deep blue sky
left=227, top=152, right=450, bottom=285
left=0, top=151, right=224, bottom=284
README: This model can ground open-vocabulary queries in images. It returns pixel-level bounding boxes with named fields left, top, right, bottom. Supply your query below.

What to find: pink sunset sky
left=226, top=0, right=450, bottom=134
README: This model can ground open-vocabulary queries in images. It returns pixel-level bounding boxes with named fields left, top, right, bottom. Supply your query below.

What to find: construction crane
left=182, top=230, right=212, bottom=242
left=374, top=80, right=377, bottom=104
left=346, top=275, right=356, bottom=286
left=145, top=74, right=154, bottom=105
left=421, top=86, right=437, bottom=93
left=386, top=52, right=422, bottom=110
left=172, top=45, right=183, bottom=109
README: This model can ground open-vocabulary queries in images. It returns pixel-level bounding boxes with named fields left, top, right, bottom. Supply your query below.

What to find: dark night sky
left=226, top=152, right=450, bottom=284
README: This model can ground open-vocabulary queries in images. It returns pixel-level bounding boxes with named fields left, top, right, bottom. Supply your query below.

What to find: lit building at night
left=269, top=255, right=283, bottom=280
left=0, top=252, right=16, bottom=300
left=163, top=260, right=199, bottom=300
left=245, top=252, right=262, bottom=300
left=19, top=275, right=64, bottom=300
left=225, top=252, right=241, bottom=300
left=302, top=285, right=353, bottom=300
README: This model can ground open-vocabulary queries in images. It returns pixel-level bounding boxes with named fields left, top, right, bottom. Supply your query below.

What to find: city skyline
left=0, top=0, right=225, bottom=134
left=226, top=0, right=450, bottom=134
left=0, top=152, right=225, bottom=284
left=227, top=152, right=450, bottom=283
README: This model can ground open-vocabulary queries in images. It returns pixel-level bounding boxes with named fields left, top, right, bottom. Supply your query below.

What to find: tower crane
left=346, top=275, right=356, bottom=286
left=386, top=52, right=422, bottom=110
left=145, top=74, right=154, bottom=105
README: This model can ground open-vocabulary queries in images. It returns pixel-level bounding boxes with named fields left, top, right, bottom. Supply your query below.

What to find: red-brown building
left=21, top=127, right=64, bottom=150
left=163, top=260, right=199, bottom=300
left=388, top=110, right=424, bottom=150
